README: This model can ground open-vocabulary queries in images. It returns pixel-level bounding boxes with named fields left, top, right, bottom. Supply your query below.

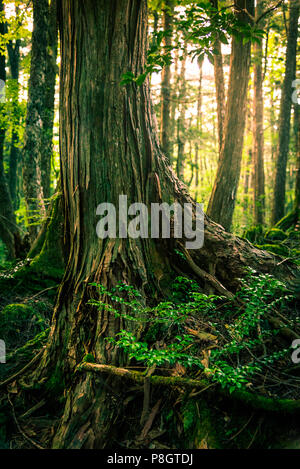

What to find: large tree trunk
left=160, top=0, right=174, bottom=163
left=272, top=0, right=300, bottom=225
left=252, top=0, right=265, bottom=226
left=24, top=0, right=297, bottom=449
left=207, top=0, right=254, bottom=231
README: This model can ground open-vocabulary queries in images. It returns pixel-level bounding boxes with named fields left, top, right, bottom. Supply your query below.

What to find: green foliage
left=256, top=244, right=289, bottom=257
left=90, top=271, right=296, bottom=396
left=122, top=1, right=265, bottom=86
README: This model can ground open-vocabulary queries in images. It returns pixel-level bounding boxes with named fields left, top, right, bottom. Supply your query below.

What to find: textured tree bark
left=26, top=0, right=297, bottom=449
left=160, top=0, right=174, bottom=163
left=23, top=0, right=58, bottom=241
left=253, top=0, right=265, bottom=226
left=272, top=0, right=299, bottom=225
left=207, top=0, right=254, bottom=231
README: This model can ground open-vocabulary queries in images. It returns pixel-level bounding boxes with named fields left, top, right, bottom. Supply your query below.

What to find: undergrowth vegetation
left=90, top=271, right=300, bottom=399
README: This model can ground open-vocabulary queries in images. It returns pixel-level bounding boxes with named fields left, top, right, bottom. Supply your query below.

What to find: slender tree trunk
left=7, top=37, right=21, bottom=209
left=207, top=0, right=254, bottom=231
left=171, top=44, right=179, bottom=157
left=160, top=0, right=174, bottom=163
left=27, top=0, right=296, bottom=449
left=272, top=0, right=300, bottom=225
left=0, top=1, right=24, bottom=259
left=253, top=0, right=265, bottom=226
left=295, top=101, right=300, bottom=221
left=41, top=0, right=58, bottom=200
left=195, top=58, right=204, bottom=201
left=176, top=40, right=187, bottom=181
left=23, top=0, right=58, bottom=241
left=211, top=0, right=226, bottom=153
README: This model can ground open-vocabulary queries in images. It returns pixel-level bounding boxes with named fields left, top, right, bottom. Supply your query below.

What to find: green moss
left=255, top=244, right=289, bottom=257
left=46, top=366, right=66, bottom=395
left=182, top=399, right=221, bottom=449
left=265, top=228, right=288, bottom=242
left=287, top=230, right=300, bottom=240
left=232, top=388, right=300, bottom=413
left=0, top=304, right=48, bottom=345
left=82, top=353, right=96, bottom=364
left=244, top=225, right=265, bottom=244
left=275, top=209, right=299, bottom=231
left=7, top=329, right=49, bottom=360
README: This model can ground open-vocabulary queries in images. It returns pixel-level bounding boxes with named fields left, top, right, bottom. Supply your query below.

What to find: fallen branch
left=78, top=362, right=300, bottom=413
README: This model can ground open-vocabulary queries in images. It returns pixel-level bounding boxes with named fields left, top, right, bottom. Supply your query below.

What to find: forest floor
left=0, top=224, right=300, bottom=449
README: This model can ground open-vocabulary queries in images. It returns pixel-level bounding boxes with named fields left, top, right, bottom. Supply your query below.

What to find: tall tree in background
left=160, top=0, right=174, bottom=162
left=211, top=0, right=226, bottom=153
left=0, top=0, right=24, bottom=258
left=41, top=0, right=58, bottom=199
left=207, top=0, right=254, bottom=231
left=7, top=9, right=21, bottom=209
left=23, top=0, right=58, bottom=241
left=253, top=0, right=266, bottom=226
left=272, top=0, right=300, bottom=225
left=294, top=97, right=300, bottom=222
left=176, top=39, right=187, bottom=180
left=194, top=57, right=204, bottom=200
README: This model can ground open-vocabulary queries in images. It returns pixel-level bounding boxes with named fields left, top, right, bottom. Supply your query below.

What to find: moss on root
left=264, top=228, right=288, bottom=242
left=0, top=303, right=48, bottom=347
left=255, top=244, right=289, bottom=257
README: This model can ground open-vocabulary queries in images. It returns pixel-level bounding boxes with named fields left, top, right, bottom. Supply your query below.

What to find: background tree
left=160, top=0, right=174, bottom=162
left=272, top=0, right=300, bottom=225
left=253, top=0, right=266, bottom=225
left=207, top=0, right=255, bottom=231
left=0, top=0, right=24, bottom=258
left=22, top=0, right=58, bottom=242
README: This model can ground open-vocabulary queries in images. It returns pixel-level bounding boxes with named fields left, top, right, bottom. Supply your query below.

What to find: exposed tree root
left=7, top=394, right=45, bottom=450
left=0, top=349, right=45, bottom=390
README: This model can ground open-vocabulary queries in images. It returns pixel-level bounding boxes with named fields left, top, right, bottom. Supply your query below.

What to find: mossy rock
left=265, top=228, right=288, bottom=242
left=0, top=303, right=48, bottom=350
left=256, top=244, right=289, bottom=257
